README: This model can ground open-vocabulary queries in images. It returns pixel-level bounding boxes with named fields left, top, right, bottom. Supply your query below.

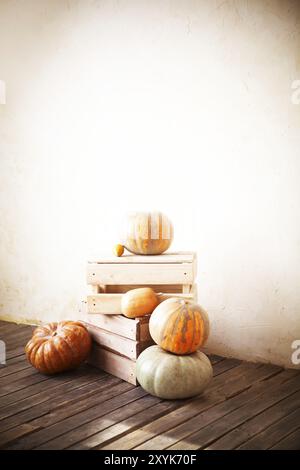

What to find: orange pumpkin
left=149, top=298, right=209, bottom=355
left=121, top=287, right=159, bottom=318
left=124, top=211, right=173, bottom=255
left=25, top=321, right=92, bottom=374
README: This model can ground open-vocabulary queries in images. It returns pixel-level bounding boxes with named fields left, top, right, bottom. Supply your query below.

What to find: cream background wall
left=0, top=0, right=299, bottom=367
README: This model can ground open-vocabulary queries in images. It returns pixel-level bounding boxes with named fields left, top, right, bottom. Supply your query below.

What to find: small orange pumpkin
left=113, top=244, right=124, bottom=257
left=149, top=298, right=209, bottom=355
left=121, top=287, right=159, bottom=318
left=25, top=321, right=92, bottom=374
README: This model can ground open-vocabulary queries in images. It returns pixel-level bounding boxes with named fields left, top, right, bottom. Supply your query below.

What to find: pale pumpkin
left=25, top=321, right=92, bottom=374
left=121, top=287, right=159, bottom=318
left=124, top=211, right=173, bottom=255
left=149, top=298, right=209, bottom=355
left=136, top=345, right=213, bottom=399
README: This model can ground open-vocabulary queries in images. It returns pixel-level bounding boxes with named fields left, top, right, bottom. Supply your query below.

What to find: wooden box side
left=87, top=262, right=194, bottom=286
left=88, top=345, right=137, bottom=385
left=77, top=301, right=152, bottom=342
left=84, top=323, right=153, bottom=360
left=78, top=302, right=138, bottom=340
left=87, top=288, right=196, bottom=315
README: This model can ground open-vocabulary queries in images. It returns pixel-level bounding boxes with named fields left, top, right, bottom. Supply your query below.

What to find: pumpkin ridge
left=147, top=213, right=152, bottom=254
left=28, top=338, right=44, bottom=364
left=198, top=310, right=205, bottom=346
left=180, top=304, right=191, bottom=352
left=163, top=306, right=181, bottom=352
left=195, top=309, right=201, bottom=348
left=36, top=342, right=48, bottom=373
left=190, top=308, right=196, bottom=352
left=67, top=326, right=90, bottom=362
left=43, top=342, right=56, bottom=374
left=172, top=305, right=186, bottom=353
left=55, top=335, right=75, bottom=367
left=158, top=212, right=163, bottom=243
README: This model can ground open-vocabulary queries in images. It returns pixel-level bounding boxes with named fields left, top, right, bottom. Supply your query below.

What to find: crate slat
left=78, top=302, right=151, bottom=341
left=87, top=262, right=194, bottom=285
left=84, top=325, right=153, bottom=360
left=87, top=290, right=196, bottom=315
left=88, top=345, right=137, bottom=385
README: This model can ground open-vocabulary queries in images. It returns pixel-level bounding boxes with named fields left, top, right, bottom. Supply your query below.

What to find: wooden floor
left=0, top=321, right=300, bottom=450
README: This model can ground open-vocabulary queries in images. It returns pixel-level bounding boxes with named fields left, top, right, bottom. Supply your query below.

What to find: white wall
left=0, top=0, right=299, bottom=368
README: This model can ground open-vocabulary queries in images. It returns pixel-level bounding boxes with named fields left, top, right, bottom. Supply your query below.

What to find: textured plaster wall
left=0, top=0, right=299, bottom=367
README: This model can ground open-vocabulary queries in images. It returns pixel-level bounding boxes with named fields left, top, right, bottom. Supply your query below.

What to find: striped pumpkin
left=149, top=298, right=209, bottom=355
left=124, top=211, right=173, bottom=255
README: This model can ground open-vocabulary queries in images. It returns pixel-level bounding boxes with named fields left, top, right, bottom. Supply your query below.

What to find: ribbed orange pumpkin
left=149, top=298, right=209, bottom=355
left=25, top=321, right=92, bottom=374
left=124, top=211, right=173, bottom=255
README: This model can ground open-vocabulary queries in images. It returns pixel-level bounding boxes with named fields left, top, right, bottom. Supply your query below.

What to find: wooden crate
left=81, top=251, right=197, bottom=384
left=79, top=302, right=153, bottom=384
left=87, top=251, right=196, bottom=287
left=88, top=346, right=137, bottom=384
left=86, top=251, right=197, bottom=314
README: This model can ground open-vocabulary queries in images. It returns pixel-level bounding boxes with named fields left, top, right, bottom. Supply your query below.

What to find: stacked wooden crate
left=78, top=252, right=197, bottom=384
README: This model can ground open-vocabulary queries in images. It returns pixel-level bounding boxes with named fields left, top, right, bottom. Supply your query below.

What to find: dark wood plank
left=0, top=370, right=51, bottom=398
left=0, top=322, right=30, bottom=336
left=1, top=326, right=32, bottom=341
left=38, top=395, right=171, bottom=450
left=0, top=374, right=117, bottom=433
left=101, top=363, right=283, bottom=450
left=0, top=366, right=106, bottom=420
left=0, top=364, right=101, bottom=409
left=1, top=327, right=32, bottom=342
left=5, top=346, right=26, bottom=361
left=67, top=396, right=166, bottom=450
left=89, top=393, right=219, bottom=451
left=168, top=372, right=300, bottom=450
left=0, top=376, right=126, bottom=447
left=211, top=358, right=241, bottom=376
left=207, top=354, right=226, bottom=365
left=5, top=386, right=146, bottom=449
left=135, top=369, right=296, bottom=450
left=270, top=427, right=300, bottom=450
left=1, top=353, right=26, bottom=366
left=0, top=366, right=38, bottom=386
left=237, top=406, right=300, bottom=450
left=0, top=423, right=41, bottom=445
left=0, top=360, right=32, bottom=378
left=209, top=390, right=300, bottom=449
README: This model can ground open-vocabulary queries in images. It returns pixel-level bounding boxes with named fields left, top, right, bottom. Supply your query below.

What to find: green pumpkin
left=136, top=345, right=213, bottom=399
